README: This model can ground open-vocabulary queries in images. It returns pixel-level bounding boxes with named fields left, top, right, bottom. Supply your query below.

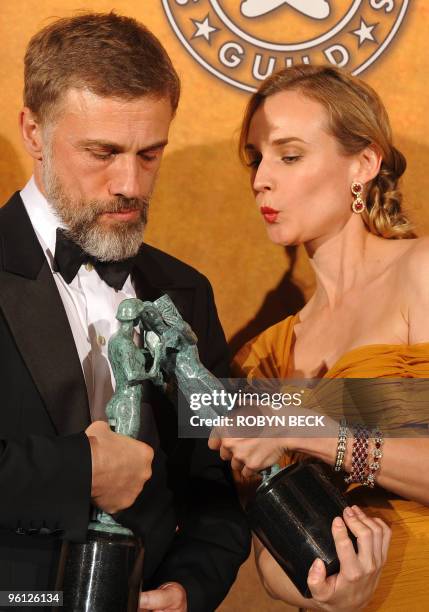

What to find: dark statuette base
left=246, top=462, right=357, bottom=598
left=55, top=529, right=144, bottom=612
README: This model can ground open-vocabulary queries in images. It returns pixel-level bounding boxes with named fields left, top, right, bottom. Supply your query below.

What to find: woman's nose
left=252, top=159, right=274, bottom=192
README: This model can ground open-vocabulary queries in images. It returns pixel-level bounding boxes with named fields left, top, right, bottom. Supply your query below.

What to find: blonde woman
left=210, top=65, right=429, bottom=610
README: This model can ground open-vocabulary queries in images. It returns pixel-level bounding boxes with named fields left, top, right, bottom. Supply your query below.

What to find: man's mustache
left=92, top=197, right=150, bottom=215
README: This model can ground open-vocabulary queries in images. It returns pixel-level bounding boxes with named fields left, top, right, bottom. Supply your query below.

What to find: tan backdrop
left=0, top=1, right=428, bottom=610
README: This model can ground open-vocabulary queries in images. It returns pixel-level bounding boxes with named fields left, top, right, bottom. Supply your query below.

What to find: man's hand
left=139, top=582, right=187, bottom=611
left=85, top=421, right=154, bottom=514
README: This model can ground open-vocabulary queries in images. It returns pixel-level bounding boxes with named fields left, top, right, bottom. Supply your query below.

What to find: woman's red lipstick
left=260, top=206, right=279, bottom=223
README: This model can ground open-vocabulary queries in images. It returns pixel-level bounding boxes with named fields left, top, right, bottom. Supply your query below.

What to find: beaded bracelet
left=344, top=424, right=369, bottom=484
left=334, top=419, right=348, bottom=472
left=363, top=429, right=384, bottom=487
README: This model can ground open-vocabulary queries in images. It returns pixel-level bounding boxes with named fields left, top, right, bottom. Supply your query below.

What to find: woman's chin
left=265, top=225, right=299, bottom=247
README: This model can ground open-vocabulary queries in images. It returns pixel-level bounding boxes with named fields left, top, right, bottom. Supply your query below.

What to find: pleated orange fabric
left=233, top=315, right=429, bottom=611
left=233, top=314, right=429, bottom=380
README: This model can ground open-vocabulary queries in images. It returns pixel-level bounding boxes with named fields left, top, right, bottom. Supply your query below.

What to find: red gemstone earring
left=351, top=181, right=366, bottom=214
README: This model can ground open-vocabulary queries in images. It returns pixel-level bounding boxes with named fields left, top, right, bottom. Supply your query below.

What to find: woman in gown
left=209, top=65, right=429, bottom=611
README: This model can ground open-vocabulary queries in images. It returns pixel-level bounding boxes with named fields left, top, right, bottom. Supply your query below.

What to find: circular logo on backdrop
left=162, top=0, right=409, bottom=92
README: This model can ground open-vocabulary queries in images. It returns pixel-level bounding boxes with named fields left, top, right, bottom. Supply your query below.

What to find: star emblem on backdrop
left=162, top=0, right=410, bottom=91
left=191, top=15, right=218, bottom=43
left=352, top=18, right=378, bottom=47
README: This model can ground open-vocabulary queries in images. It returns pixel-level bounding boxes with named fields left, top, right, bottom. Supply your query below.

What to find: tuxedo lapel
left=132, top=245, right=195, bottom=326
left=0, top=193, right=90, bottom=435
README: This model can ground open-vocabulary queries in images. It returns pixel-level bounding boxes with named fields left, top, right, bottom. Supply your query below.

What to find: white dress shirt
left=21, top=177, right=138, bottom=421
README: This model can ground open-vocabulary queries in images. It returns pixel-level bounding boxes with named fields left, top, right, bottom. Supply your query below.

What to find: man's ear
left=19, top=107, right=45, bottom=161
left=354, top=144, right=383, bottom=185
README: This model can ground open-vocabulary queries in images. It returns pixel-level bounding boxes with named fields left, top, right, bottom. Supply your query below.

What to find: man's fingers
left=139, top=588, right=175, bottom=610
left=140, top=583, right=186, bottom=612
left=85, top=420, right=111, bottom=434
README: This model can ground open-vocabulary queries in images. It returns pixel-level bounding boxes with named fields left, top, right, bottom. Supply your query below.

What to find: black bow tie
left=53, top=228, right=134, bottom=290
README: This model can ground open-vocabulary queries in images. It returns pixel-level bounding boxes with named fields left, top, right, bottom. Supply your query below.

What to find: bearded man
left=0, top=12, right=250, bottom=612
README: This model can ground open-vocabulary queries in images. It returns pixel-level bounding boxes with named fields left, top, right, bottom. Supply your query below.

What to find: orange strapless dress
left=233, top=315, right=429, bottom=612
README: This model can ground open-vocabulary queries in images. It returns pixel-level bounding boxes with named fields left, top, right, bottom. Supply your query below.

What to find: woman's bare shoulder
left=398, top=237, right=429, bottom=285
left=396, top=238, right=429, bottom=342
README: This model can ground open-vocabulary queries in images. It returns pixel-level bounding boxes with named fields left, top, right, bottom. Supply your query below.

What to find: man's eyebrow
left=76, top=139, right=169, bottom=152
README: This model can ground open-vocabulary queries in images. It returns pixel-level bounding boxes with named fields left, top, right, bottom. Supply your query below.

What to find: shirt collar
left=20, top=176, right=65, bottom=268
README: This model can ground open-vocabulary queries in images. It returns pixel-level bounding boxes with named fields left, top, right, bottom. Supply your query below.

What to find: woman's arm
left=210, top=428, right=429, bottom=506
left=294, top=434, right=429, bottom=507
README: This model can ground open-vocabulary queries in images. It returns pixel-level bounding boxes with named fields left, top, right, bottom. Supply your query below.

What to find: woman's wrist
left=285, top=417, right=343, bottom=466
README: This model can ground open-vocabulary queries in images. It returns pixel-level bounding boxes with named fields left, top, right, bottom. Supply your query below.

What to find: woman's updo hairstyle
left=239, top=65, right=414, bottom=239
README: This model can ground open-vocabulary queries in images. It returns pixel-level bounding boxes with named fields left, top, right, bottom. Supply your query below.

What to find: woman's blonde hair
left=239, top=65, right=414, bottom=239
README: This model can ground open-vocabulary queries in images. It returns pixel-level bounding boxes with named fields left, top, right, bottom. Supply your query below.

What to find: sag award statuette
left=139, top=294, right=355, bottom=599
left=56, top=300, right=162, bottom=612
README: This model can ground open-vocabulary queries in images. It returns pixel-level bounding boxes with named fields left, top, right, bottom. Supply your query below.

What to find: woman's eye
left=281, top=155, right=301, bottom=164
left=246, top=158, right=261, bottom=168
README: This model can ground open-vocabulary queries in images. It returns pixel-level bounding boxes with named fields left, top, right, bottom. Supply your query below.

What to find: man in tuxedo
left=0, top=12, right=250, bottom=612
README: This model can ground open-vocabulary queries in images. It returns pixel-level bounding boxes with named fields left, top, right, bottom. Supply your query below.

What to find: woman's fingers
left=219, top=446, right=233, bottom=461
left=241, top=465, right=258, bottom=478
left=207, top=431, right=221, bottom=450
left=307, top=507, right=391, bottom=609
left=341, top=506, right=376, bottom=573
left=307, top=558, right=332, bottom=601
left=374, top=516, right=391, bottom=565
left=342, top=505, right=391, bottom=576
left=230, top=457, right=244, bottom=471
left=350, top=505, right=384, bottom=566
left=331, top=513, right=362, bottom=581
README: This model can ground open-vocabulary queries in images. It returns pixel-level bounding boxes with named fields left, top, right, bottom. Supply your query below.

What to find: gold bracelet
left=334, top=419, right=348, bottom=472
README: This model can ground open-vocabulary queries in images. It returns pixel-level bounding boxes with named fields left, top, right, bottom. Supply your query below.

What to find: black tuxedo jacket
left=0, top=193, right=250, bottom=612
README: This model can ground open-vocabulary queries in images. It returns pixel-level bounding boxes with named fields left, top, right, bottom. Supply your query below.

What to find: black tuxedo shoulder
left=137, top=242, right=209, bottom=290
left=0, top=191, right=27, bottom=229
left=0, top=191, right=21, bottom=215
left=0, top=191, right=45, bottom=277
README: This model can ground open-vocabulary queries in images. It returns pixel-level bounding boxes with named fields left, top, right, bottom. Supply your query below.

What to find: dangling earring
left=351, top=181, right=366, bottom=214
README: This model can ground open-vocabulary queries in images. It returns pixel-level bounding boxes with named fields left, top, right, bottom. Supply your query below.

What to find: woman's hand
left=208, top=407, right=339, bottom=478
left=306, top=505, right=391, bottom=611
left=208, top=433, right=288, bottom=477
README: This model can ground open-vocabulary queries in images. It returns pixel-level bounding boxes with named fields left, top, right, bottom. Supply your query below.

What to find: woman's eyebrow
left=245, top=137, right=309, bottom=150
left=271, top=137, right=308, bottom=145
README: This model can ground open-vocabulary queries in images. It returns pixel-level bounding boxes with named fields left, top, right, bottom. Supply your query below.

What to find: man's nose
left=108, top=156, right=141, bottom=199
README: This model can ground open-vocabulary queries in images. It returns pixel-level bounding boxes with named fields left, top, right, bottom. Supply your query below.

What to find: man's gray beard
left=42, top=157, right=149, bottom=262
